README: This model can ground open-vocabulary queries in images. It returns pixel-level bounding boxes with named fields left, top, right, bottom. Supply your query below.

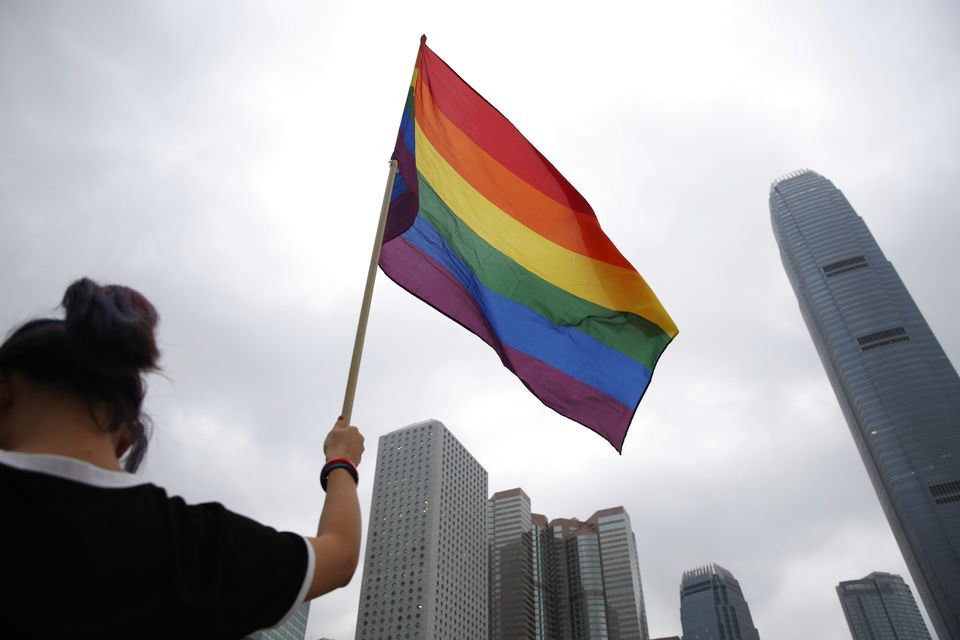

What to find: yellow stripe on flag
left=414, top=123, right=677, bottom=336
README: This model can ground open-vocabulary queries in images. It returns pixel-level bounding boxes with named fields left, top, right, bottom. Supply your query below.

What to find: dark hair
left=0, top=278, right=160, bottom=472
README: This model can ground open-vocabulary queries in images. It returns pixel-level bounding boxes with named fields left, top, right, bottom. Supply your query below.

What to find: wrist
left=321, top=458, right=359, bottom=492
left=325, top=453, right=358, bottom=465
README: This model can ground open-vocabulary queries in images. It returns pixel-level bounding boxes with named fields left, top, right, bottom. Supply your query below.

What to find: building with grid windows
left=679, top=564, right=760, bottom=640
left=837, top=572, right=931, bottom=640
left=245, top=602, right=310, bottom=640
left=488, top=489, right=649, bottom=640
left=354, top=420, right=488, bottom=640
left=770, top=170, right=960, bottom=640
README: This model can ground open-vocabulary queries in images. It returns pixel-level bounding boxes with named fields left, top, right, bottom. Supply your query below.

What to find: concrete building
left=770, top=170, right=960, bottom=639
left=679, top=564, right=760, bottom=640
left=837, top=572, right=931, bottom=640
left=246, top=602, right=309, bottom=640
left=355, top=420, right=488, bottom=640
left=489, top=490, right=649, bottom=640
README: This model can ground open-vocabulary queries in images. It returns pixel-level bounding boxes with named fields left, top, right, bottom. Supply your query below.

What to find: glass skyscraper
left=679, top=564, right=760, bottom=640
left=355, top=420, right=489, bottom=640
left=488, top=490, right=649, bottom=640
left=489, top=488, right=551, bottom=640
left=592, top=508, right=649, bottom=640
left=770, top=170, right=960, bottom=640
left=837, top=571, right=931, bottom=640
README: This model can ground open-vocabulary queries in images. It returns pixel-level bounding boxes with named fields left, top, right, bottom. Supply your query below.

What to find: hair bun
left=62, top=277, right=160, bottom=373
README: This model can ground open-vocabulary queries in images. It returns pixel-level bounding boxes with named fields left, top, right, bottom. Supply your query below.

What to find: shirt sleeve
left=164, top=498, right=312, bottom=638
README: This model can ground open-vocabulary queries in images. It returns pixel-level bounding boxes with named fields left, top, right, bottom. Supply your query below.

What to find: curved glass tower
left=770, top=170, right=960, bottom=640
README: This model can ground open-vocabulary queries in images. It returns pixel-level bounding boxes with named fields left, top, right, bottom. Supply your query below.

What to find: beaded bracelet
left=320, top=458, right=359, bottom=492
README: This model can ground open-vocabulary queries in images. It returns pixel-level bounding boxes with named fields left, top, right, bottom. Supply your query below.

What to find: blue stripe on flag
left=402, top=215, right=650, bottom=407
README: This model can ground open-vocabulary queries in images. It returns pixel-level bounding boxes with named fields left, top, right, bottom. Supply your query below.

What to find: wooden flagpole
left=341, top=159, right=399, bottom=426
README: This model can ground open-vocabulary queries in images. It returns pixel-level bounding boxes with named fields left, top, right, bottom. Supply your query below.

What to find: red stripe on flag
left=418, top=43, right=596, bottom=218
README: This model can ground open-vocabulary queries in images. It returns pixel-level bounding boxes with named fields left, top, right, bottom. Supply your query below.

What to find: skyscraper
left=246, top=602, right=310, bottom=640
left=562, top=519, right=608, bottom=640
left=355, top=420, right=488, bottom=640
left=679, top=564, right=760, bottom=640
left=592, top=508, right=649, bottom=640
left=837, top=571, right=932, bottom=640
left=490, top=489, right=548, bottom=639
left=770, top=170, right=960, bottom=639
left=489, top=490, right=649, bottom=640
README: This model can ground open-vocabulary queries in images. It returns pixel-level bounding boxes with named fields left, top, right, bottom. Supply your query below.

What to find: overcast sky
left=2, top=2, right=959, bottom=638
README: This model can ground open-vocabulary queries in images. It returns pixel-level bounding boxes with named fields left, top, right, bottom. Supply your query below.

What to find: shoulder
left=0, top=449, right=152, bottom=489
left=0, top=449, right=314, bottom=637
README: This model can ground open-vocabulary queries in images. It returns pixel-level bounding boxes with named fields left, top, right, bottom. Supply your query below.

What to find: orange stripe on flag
left=416, top=80, right=635, bottom=270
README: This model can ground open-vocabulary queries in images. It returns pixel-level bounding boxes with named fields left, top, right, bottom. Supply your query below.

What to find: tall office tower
left=550, top=518, right=581, bottom=640
left=837, top=572, right=932, bottom=640
left=489, top=489, right=555, bottom=640
left=489, top=495, right=649, bottom=640
left=532, top=513, right=557, bottom=638
left=355, top=420, right=489, bottom=640
left=679, top=564, right=760, bottom=640
left=770, top=170, right=960, bottom=639
left=245, top=602, right=310, bottom=640
left=561, top=519, right=608, bottom=639
left=592, top=508, right=649, bottom=640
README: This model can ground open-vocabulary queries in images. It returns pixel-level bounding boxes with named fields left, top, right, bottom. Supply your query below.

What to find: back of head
left=0, top=278, right=160, bottom=471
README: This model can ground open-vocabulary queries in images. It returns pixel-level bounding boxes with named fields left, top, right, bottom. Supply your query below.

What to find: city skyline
left=2, top=3, right=957, bottom=639
left=490, top=489, right=650, bottom=639
left=771, top=171, right=960, bottom=639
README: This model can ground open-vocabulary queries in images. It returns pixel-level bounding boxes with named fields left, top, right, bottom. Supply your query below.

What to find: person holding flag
left=0, top=278, right=365, bottom=638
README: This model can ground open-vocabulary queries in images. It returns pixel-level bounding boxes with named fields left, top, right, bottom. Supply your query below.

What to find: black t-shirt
left=0, top=450, right=314, bottom=640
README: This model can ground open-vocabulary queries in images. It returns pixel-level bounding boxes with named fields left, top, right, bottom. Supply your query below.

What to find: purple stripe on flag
left=379, top=232, right=633, bottom=450
left=384, top=143, right=419, bottom=243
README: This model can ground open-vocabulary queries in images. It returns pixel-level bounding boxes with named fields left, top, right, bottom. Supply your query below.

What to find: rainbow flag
left=379, top=37, right=677, bottom=451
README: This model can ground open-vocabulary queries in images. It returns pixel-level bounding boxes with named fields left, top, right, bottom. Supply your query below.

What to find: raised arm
left=306, top=417, right=364, bottom=599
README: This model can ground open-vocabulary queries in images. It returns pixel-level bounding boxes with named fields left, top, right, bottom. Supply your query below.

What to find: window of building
left=857, top=327, right=909, bottom=351
left=822, top=255, right=868, bottom=277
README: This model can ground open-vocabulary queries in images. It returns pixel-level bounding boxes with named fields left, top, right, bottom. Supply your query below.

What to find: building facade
left=679, top=564, right=760, bottom=640
left=246, top=601, right=310, bottom=640
left=770, top=170, right=960, bottom=639
left=593, top=508, right=649, bottom=640
left=489, top=490, right=649, bottom=640
left=355, top=420, right=489, bottom=640
left=837, top=572, right=931, bottom=640
left=490, top=488, right=534, bottom=639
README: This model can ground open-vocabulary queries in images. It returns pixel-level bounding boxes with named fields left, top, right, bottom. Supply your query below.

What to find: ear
left=113, top=428, right=133, bottom=460
left=0, top=374, right=12, bottom=415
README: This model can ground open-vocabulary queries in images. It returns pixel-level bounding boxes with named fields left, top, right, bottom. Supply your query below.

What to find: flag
left=378, top=36, right=677, bottom=451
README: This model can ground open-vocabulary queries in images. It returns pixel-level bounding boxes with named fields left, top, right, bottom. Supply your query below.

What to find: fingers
left=325, top=415, right=365, bottom=466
